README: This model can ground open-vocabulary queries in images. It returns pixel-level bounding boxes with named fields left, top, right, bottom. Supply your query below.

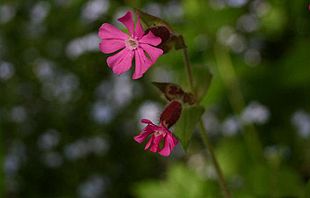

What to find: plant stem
left=199, top=120, right=231, bottom=198
left=0, top=126, right=4, bottom=197
left=182, top=47, right=231, bottom=198
left=182, top=47, right=194, bottom=92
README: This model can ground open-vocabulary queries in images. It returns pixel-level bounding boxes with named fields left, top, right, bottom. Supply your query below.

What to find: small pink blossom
left=134, top=119, right=178, bottom=157
left=98, top=11, right=163, bottom=79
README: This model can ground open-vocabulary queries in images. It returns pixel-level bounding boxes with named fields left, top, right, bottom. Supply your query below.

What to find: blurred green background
left=1, top=0, right=310, bottom=197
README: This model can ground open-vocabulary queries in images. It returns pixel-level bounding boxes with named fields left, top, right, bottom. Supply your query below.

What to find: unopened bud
left=160, top=100, right=182, bottom=128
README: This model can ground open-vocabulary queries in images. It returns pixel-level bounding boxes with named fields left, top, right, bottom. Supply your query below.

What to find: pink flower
left=98, top=11, right=163, bottom=79
left=134, top=119, right=178, bottom=157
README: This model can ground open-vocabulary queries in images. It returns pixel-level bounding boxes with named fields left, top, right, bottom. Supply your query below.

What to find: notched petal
left=118, top=11, right=135, bottom=36
left=99, top=39, right=125, bottom=54
left=107, top=49, right=134, bottom=75
left=98, top=23, right=128, bottom=40
left=139, top=31, right=162, bottom=46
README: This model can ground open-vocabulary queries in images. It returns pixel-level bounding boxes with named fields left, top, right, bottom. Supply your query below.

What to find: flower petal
left=140, top=43, right=163, bottom=64
left=134, top=15, right=144, bottom=39
left=150, top=135, right=162, bottom=153
left=118, top=11, right=134, bottom=37
left=144, top=135, right=154, bottom=150
left=107, top=48, right=134, bottom=75
left=159, top=133, right=178, bottom=157
left=134, top=130, right=153, bottom=143
left=132, top=48, right=152, bottom=79
left=141, top=119, right=154, bottom=125
left=99, top=39, right=125, bottom=54
left=139, top=31, right=162, bottom=46
left=98, top=23, right=128, bottom=40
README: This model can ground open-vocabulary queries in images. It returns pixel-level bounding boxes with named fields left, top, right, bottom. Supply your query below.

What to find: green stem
left=182, top=48, right=194, bottom=92
left=0, top=125, right=4, bottom=197
left=182, top=47, right=231, bottom=198
left=199, top=120, right=231, bottom=198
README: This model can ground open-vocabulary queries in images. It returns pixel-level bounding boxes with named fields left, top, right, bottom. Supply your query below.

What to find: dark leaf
left=152, top=82, right=185, bottom=101
left=152, top=82, right=196, bottom=104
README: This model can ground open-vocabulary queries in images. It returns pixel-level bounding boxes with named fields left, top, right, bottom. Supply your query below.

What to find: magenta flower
left=98, top=11, right=163, bottom=79
left=134, top=119, right=178, bottom=157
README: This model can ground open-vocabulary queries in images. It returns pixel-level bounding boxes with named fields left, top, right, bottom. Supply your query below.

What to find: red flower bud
left=160, top=100, right=182, bottom=128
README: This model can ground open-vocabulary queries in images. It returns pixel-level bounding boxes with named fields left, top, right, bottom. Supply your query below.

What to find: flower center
left=125, top=37, right=139, bottom=50
left=154, top=130, right=165, bottom=137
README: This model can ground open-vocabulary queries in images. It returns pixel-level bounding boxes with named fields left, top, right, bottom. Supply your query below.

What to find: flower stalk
left=198, top=120, right=231, bottom=198
left=182, top=47, right=231, bottom=198
left=182, top=47, right=194, bottom=92
left=0, top=127, right=4, bottom=197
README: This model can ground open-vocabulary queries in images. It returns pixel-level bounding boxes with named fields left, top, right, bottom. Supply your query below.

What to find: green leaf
left=174, top=105, right=205, bottom=150
left=134, top=164, right=220, bottom=198
left=135, top=8, right=173, bottom=31
left=193, top=65, right=213, bottom=102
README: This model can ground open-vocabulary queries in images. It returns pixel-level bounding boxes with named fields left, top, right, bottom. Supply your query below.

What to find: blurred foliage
left=134, top=164, right=220, bottom=198
left=1, top=0, right=310, bottom=197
